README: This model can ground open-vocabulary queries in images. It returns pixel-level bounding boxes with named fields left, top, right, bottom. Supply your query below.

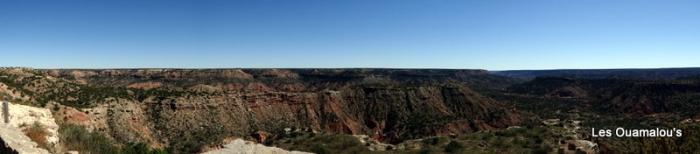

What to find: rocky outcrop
left=0, top=101, right=53, bottom=154
left=3, top=102, right=59, bottom=144
left=202, top=139, right=310, bottom=154
left=127, top=82, right=163, bottom=90
left=0, top=124, right=49, bottom=154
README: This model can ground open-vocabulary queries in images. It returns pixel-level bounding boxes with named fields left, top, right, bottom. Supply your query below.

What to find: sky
left=1, top=0, right=699, bottom=70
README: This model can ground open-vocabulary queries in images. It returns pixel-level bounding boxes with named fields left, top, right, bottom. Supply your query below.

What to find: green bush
left=444, top=141, right=464, bottom=153
left=59, top=124, right=166, bottom=154
left=60, top=124, right=120, bottom=154
left=122, top=142, right=167, bottom=154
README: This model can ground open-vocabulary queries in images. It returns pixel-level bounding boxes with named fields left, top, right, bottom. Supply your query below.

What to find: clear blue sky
left=1, top=0, right=699, bottom=70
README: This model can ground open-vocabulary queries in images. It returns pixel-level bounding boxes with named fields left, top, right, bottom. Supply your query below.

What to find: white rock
left=202, top=139, right=311, bottom=154
left=1, top=123, right=50, bottom=154
left=4, top=102, right=60, bottom=144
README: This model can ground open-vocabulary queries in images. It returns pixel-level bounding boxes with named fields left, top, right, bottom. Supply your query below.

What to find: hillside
left=0, top=68, right=521, bottom=153
left=492, top=68, right=700, bottom=80
left=507, top=77, right=700, bottom=116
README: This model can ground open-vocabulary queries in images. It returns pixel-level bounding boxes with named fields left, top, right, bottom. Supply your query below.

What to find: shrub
left=567, top=143, right=576, bottom=150
left=122, top=142, right=167, bottom=154
left=59, top=124, right=120, bottom=154
left=444, top=141, right=464, bottom=153
left=59, top=124, right=167, bottom=154
left=532, top=144, right=551, bottom=154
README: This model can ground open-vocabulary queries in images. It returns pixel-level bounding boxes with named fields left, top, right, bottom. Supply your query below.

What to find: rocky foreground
left=0, top=101, right=53, bottom=154
left=1, top=100, right=307, bottom=154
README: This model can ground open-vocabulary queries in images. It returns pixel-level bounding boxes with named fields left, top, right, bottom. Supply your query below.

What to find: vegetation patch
left=59, top=124, right=166, bottom=154
left=267, top=126, right=557, bottom=154
left=267, top=132, right=373, bottom=154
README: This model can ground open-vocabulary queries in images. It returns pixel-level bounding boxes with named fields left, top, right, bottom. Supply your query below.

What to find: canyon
left=2, top=68, right=700, bottom=153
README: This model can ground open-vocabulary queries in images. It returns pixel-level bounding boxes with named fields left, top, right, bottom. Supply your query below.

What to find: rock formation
left=1, top=68, right=522, bottom=153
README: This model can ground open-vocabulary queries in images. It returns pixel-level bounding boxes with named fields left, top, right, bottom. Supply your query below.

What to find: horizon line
left=3, top=66, right=700, bottom=71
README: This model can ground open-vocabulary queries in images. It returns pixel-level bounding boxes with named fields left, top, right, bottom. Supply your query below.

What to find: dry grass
left=23, top=122, right=49, bottom=148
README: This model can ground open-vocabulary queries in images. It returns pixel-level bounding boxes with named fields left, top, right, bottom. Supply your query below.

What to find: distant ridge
left=490, top=67, right=700, bottom=80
